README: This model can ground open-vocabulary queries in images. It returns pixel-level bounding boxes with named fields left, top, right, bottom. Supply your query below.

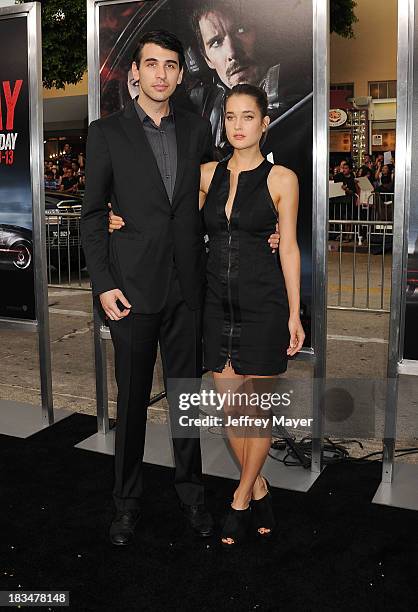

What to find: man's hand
left=108, top=202, right=125, bottom=233
left=268, top=222, right=280, bottom=253
left=100, top=289, right=131, bottom=320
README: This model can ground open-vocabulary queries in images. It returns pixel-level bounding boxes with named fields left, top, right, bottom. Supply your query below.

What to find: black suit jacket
left=81, top=99, right=213, bottom=313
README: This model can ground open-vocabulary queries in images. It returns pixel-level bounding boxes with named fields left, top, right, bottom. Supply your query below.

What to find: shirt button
left=170, top=213, right=175, bottom=219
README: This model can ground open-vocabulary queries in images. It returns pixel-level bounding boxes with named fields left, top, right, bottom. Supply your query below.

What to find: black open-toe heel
left=251, top=477, right=276, bottom=540
left=221, top=505, right=252, bottom=550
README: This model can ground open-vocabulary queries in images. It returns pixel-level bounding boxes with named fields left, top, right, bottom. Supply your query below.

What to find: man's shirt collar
left=134, top=96, right=174, bottom=124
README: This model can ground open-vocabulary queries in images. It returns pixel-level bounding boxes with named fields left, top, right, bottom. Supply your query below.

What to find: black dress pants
left=108, top=268, right=204, bottom=511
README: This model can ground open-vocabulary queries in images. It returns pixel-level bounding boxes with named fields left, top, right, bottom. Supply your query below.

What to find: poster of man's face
left=193, top=4, right=261, bottom=89
left=98, top=0, right=313, bottom=346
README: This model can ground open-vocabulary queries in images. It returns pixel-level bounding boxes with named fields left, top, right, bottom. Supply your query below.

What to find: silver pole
left=28, top=2, right=54, bottom=425
left=382, top=0, right=414, bottom=483
left=94, top=306, right=109, bottom=434
left=311, top=0, right=328, bottom=473
left=88, top=0, right=111, bottom=433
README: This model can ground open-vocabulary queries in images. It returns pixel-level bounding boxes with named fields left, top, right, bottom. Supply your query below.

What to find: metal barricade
left=328, top=219, right=393, bottom=312
left=328, top=194, right=358, bottom=239
left=366, top=191, right=394, bottom=222
left=45, top=212, right=90, bottom=289
left=329, top=192, right=394, bottom=241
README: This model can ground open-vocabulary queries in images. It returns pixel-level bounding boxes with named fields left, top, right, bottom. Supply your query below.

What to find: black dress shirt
left=134, top=98, right=177, bottom=203
left=334, top=171, right=357, bottom=194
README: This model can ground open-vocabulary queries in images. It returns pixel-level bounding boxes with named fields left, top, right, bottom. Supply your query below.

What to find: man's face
left=131, top=42, right=183, bottom=104
left=198, top=10, right=260, bottom=88
left=341, top=162, right=350, bottom=175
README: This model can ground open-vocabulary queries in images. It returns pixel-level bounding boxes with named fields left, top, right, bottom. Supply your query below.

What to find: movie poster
left=403, top=1, right=418, bottom=361
left=0, top=15, right=35, bottom=320
left=98, top=0, right=313, bottom=345
left=404, top=165, right=418, bottom=360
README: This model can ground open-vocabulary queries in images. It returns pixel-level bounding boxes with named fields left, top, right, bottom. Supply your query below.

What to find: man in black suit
left=81, top=30, right=214, bottom=545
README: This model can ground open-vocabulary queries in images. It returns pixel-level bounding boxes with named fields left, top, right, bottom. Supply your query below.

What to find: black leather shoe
left=109, top=509, right=140, bottom=546
left=179, top=502, right=214, bottom=537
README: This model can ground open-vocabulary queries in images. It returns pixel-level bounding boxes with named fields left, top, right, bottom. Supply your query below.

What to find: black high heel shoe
left=251, top=477, right=276, bottom=539
left=221, top=505, right=252, bottom=549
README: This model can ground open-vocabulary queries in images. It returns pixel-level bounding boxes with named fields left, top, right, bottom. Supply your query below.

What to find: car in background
left=0, top=192, right=85, bottom=274
left=44, top=191, right=85, bottom=269
left=0, top=224, right=33, bottom=271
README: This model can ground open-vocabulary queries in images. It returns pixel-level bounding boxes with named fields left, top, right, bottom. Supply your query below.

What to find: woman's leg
left=212, top=365, right=246, bottom=481
left=229, top=376, right=274, bottom=509
left=213, top=370, right=276, bottom=542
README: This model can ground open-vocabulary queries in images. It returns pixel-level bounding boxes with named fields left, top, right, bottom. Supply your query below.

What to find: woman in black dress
left=199, top=84, right=304, bottom=547
left=109, top=84, right=304, bottom=548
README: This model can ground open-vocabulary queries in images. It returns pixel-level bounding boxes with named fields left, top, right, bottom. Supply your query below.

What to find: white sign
left=329, top=181, right=346, bottom=198
left=329, top=108, right=348, bottom=128
left=383, top=151, right=392, bottom=165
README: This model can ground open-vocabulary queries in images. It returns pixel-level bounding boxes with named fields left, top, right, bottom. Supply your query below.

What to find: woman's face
left=224, top=94, right=269, bottom=150
left=382, top=164, right=390, bottom=175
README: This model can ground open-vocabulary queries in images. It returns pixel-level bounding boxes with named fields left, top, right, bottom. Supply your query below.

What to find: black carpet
left=1, top=413, right=418, bottom=612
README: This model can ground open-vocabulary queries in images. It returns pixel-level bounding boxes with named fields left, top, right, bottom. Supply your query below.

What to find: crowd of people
left=44, top=143, right=86, bottom=194
left=330, top=152, right=395, bottom=197
left=328, top=152, right=395, bottom=243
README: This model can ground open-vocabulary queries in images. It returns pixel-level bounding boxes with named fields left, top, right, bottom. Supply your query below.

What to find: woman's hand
left=108, top=202, right=125, bottom=233
left=287, top=315, right=305, bottom=356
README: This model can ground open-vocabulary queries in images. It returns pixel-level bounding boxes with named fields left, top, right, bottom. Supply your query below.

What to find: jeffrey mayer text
left=178, top=415, right=313, bottom=429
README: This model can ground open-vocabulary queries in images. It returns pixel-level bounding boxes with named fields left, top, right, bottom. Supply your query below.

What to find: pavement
left=1, top=252, right=418, bottom=462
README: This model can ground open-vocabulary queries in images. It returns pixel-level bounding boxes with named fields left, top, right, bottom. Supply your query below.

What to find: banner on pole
left=0, top=15, right=35, bottom=320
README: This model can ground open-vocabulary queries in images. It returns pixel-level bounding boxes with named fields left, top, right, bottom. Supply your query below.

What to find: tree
left=21, top=0, right=87, bottom=89
left=23, top=0, right=358, bottom=89
left=331, top=0, right=359, bottom=39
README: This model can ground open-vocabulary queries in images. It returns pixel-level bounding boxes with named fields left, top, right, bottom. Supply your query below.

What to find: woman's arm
left=108, top=162, right=219, bottom=232
left=268, top=166, right=305, bottom=355
left=199, top=162, right=218, bottom=210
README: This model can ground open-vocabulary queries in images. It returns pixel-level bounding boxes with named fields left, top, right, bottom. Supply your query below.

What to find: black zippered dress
left=202, top=158, right=290, bottom=375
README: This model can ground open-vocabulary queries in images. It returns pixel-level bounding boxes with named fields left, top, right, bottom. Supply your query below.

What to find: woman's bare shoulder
left=200, top=161, right=219, bottom=191
left=201, top=161, right=219, bottom=174
left=269, top=164, right=298, bottom=184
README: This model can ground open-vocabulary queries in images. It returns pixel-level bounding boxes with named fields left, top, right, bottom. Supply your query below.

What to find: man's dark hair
left=132, top=30, right=185, bottom=69
left=190, top=0, right=243, bottom=57
left=225, top=84, right=268, bottom=118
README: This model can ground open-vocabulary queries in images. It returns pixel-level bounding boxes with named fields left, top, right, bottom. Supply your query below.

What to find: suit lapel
left=119, top=100, right=170, bottom=204
left=172, top=107, right=191, bottom=207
